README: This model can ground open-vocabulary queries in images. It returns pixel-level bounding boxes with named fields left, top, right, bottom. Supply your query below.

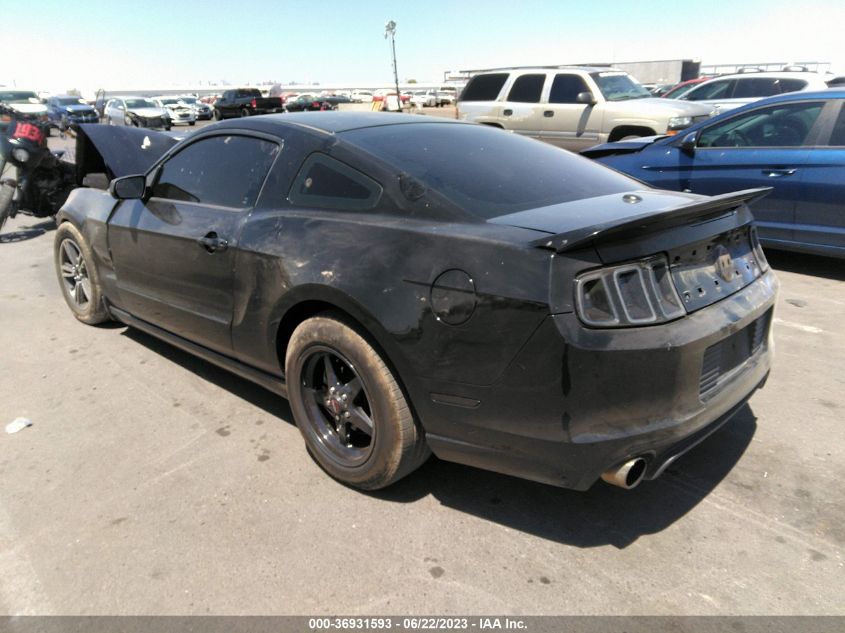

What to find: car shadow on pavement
left=121, top=327, right=295, bottom=423
left=0, top=218, right=57, bottom=243
left=118, top=325, right=756, bottom=550
left=374, top=405, right=758, bottom=549
left=766, top=249, right=845, bottom=281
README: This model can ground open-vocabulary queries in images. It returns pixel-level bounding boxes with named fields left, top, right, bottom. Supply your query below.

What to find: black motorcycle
left=0, top=103, right=76, bottom=233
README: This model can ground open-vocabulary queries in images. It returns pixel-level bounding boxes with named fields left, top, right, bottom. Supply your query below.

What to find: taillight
left=575, top=256, right=685, bottom=328
left=251, top=98, right=257, bottom=108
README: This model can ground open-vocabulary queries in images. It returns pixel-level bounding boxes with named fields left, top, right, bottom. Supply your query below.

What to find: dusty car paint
left=58, top=114, right=777, bottom=490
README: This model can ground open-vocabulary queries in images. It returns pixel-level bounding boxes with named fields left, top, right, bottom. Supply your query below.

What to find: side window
left=549, top=74, right=590, bottom=104
left=685, top=79, right=734, bottom=101
left=826, top=106, right=845, bottom=146
left=698, top=101, right=823, bottom=148
left=460, top=73, right=509, bottom=101
left=289, top=154, right=382, bottom=211
left=507, top=74, right=545, bottom=103
left=731, top=77, right=806, bottom=99
left=152, top=135, right=280, bottom=208
left=778, top=79, right=808, bottom=94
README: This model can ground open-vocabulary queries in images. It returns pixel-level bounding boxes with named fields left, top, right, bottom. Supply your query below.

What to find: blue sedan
left=583, top=90, right=845, bottom=258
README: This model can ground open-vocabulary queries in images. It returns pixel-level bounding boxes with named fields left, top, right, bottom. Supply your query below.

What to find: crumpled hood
left=64, top=105, right=96, bottom=114
left=127, top=106, right=167, bottom=118
left=74, top=124, right=182, bottom=184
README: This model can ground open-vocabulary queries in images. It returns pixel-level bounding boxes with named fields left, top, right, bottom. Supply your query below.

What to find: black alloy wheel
left=300, top=347, right=375, bottom=467
left=286, top=315, right=430, bottom=489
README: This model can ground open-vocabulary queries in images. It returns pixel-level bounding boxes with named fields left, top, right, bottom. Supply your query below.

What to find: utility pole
left=384, top=20, right=400, bottom=110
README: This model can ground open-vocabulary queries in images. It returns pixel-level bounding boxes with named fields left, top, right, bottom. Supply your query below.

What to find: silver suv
left=457, top=67, right=714, bottom=152
left=677, top=71, right=831, bottom=114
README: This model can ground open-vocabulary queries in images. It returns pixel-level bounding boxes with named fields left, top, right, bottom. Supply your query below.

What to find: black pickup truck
left=212, top=88, right=284, bottom=120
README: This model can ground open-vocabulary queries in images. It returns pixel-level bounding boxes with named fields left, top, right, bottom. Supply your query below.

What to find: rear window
left=342, top=123, right=638, bottom=219
left=459, top=74, right=509, bottom=102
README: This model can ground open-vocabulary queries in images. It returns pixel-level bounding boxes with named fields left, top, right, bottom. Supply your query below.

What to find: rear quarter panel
left=231, top=210, right=554, bottom=390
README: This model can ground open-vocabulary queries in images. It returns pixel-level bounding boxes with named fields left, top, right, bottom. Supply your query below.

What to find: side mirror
left=110, top=174, right=146, bottom=200
left=679, top=131, right=698, bottom=154
left=576, top=92, right=597, bottom=105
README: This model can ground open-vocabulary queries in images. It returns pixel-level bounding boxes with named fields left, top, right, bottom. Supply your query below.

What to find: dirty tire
left=54, top=222, right=110, bottom=325
left=286, top=315, right=430, bottom=490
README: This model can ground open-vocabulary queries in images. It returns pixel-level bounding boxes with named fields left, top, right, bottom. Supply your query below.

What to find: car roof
left=472, top=66, right=616, bottom=75
left=696, top=71, right=827, bottom=82
left=209, top=112, right=466, bottom=135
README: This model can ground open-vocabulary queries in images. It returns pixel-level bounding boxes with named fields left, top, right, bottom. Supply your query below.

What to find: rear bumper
left=414, top=270, right=778, bottom=490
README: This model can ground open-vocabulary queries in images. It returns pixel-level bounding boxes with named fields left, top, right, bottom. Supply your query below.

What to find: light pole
left=384, top=20, right=400, bottom=110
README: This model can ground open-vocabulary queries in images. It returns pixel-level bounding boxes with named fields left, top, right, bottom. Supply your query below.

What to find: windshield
left=0, top=91, right=40, bottom=104
left=590, top=71, right=651, bottom=101
left=125, top=98, right=156, bottom=108
left=180, top=98, right=200, bottom=105
left=343, top=123, right=638, bottom=219
left=57, top=97, right=86, bottom=105
left=159, top=99, right=179, bottom=105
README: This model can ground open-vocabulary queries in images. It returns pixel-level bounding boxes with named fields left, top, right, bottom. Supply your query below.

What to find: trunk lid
left=489, top=188, right=770, bottom=254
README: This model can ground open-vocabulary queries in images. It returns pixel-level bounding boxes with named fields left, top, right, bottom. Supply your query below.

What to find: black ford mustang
left=56, top=113, right=778, bottom=491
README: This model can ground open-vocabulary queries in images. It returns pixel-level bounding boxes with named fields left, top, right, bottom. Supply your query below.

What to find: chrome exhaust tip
left=601, top=457, right=647, bottom=489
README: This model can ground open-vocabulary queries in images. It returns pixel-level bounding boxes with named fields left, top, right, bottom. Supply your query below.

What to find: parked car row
left=457, top=65, right=844, bottom=258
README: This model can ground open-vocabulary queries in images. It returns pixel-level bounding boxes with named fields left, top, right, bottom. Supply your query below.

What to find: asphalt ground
left=0, top=121, right=843, bottom=615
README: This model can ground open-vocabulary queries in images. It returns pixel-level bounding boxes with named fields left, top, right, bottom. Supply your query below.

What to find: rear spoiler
left=532, top=188, right=772, bottom=253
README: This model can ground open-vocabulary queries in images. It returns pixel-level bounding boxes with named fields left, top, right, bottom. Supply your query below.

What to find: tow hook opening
left=601, top=457, right=647, bottom=489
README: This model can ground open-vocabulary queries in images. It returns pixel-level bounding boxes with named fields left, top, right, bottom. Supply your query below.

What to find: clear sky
left=2, top=0, right=843, bottom=95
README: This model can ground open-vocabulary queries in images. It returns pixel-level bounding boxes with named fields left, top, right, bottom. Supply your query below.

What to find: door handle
left=503, top=109, right=513, bottom=116
left=543, top=110, right=554, bottom=117
left=197, top=231, right=228, bottom=253
left=762, top=168, right=797, bottom=177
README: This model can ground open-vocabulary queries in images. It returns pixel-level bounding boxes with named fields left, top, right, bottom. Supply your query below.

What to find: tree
left=407, top=79, right=417, bottom=84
